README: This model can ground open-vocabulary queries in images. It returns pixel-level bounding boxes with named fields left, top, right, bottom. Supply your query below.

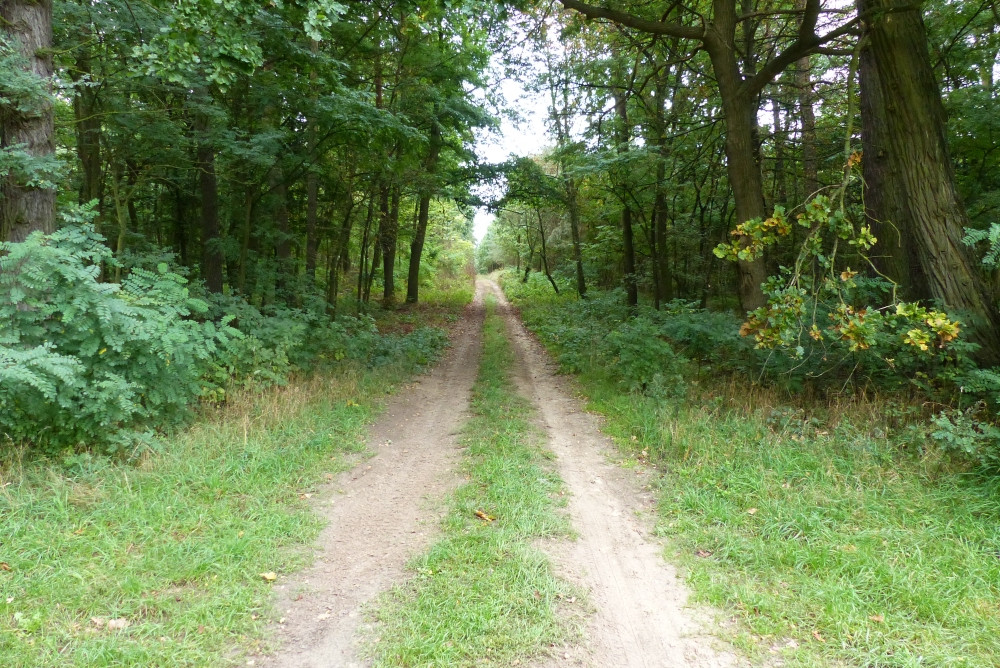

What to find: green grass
left=368, top=297, right=576, bottom=667
left=0, top=338, right=454, bottom=667
left=505, top=283, right=1000, bottom=667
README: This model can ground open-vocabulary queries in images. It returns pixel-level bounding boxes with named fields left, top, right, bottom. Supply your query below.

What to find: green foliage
left=0, top=224, right=237, bottom=453
left=925, top=407, right=1000, bottom=471
left=0, top=225, right=450, bottom=454
left=715, top=192, right=968, bottom=387
left=963, top=223, right=1000, bottom=269
left=501, top=273, right=685, bottom=398
left=0, top=35, right=63, bottom=191
left=604, top=317, right=684, bottom=398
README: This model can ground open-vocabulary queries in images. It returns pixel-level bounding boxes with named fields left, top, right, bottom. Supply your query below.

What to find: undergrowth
left=368, top=296, right=576, bottom=667
left=0, top=224, right=452, bottom=456
left=502, top=271, right=1000, bottom=667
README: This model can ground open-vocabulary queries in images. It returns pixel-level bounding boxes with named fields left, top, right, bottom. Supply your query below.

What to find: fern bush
left=0, top=226, right=237, bottom=453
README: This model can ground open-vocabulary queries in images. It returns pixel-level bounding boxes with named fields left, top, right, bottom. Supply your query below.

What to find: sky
left=471, top=75, right=550, bottom=243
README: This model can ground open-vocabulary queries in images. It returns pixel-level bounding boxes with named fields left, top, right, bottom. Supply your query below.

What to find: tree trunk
left=271, top=168, right=291, bottom=297
left=771, top=97, right=788, bottom=207
left=326, top=197, right=355, bottom=317
left=565, top=178, right=586, bottom=298
left=537, top=210, right=559, bottom=294
left=704, top=5, right=768, bottom=311
left=196, top=132, right=223, bottom=293
left=381, top=184, right=400, bottom=307
left=304, top=39, right=320, bottom=282
left=859, top=40, right=928, bottom=299
left=406, top=116, right=443, bottom=304
left=1, top=0, right=56, bottom=242
left=356, top=195, right=375, bottom=312
left=796, top=53, right=819, bottom=199
left=859, top=0, right=1000, bottom=363
left=72, top=37, right=102, bottom=207
left=614, top=91, right=637, bottom=309
left=305, top=171, right=319, bottom=281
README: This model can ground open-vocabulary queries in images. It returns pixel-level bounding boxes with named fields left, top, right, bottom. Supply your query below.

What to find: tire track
left=259, top=283, right=487, bottom=668
left=483, top=279, right=743, bottom=668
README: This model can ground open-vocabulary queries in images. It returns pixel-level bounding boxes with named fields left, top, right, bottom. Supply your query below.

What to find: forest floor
left=258, top=278, right=742, bottom=668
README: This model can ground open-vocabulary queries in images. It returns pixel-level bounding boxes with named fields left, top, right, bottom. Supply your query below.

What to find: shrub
left=0, top=225, right=237, bottom=453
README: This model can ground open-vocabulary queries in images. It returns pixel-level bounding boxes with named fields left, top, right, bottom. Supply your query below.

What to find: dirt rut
left=483, top=280, right=742, bottom=668
left=259, top=285, right=486, bottom=668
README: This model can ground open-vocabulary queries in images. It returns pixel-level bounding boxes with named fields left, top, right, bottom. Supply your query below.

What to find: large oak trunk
left=859, top=0, right=1000, bottom=363
left=1, top=0, right=56, bottom=242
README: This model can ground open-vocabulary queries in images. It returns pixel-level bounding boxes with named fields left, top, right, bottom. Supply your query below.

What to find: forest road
left=482, top=279, right=743, bottom=668
left=258, top=282, right=486, bottom=668
left=260, top=277, right=742, bottom=667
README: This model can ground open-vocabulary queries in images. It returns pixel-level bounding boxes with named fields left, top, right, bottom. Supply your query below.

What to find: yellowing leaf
left=260, top=572, right=277, bottom=582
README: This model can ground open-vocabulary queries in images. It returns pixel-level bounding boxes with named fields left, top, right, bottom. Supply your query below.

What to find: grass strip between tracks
left=368, top=296, right=576, bottom=667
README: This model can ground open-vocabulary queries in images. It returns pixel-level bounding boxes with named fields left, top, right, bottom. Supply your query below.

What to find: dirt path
left=260, top=278, right=742, bottom=667
left=258, top=285, right=486, bottom=668
left=482, top=279, right=742, bottom=668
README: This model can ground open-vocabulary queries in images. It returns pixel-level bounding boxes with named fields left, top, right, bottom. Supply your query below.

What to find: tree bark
left=271, top=167, right=291, bottom=296
left=380, top=184, right=400, bottom=307
left=859, top=0, right=1000, bottom=363
left=326, top=196, right=355, bottom=317
left=305, top=170, right=319, bottom=281
left=537, top=210, right=560, bottom=295
left=614, top=91, right=637, bottom=309
left=704, top=16, right=769, bottom=311
left=71, top=36, right=102, bottom=207
left=304, top=39, right=320, bottom=282
left=1, top=0, right=56, bottom=242
left=859, top=40, right=928, bottom=299
left=796, top=54, right=819, bottom=199
left=195, top=107, right=223, bottom=293
left=406, top=115, right=443, bottom=304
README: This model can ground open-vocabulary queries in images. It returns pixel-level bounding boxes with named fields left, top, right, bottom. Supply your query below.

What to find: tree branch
left=743, top=14, right=860, bottom=96
left=558, top=0, right=704, bottom=40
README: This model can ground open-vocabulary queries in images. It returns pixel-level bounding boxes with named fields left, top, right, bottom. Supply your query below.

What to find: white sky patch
left=471, top=63, right=551, bottom=244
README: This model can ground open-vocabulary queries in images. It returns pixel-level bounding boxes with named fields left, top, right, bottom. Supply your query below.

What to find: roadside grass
left=368, top=296, right=576, bottom=667
left=0, top=316, right=459, bottom=667
left=504, top=283, right=1000, bottom=667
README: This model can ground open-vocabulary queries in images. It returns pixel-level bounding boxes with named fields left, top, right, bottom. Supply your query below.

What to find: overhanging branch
left=558, top=0, right=704, bottom=40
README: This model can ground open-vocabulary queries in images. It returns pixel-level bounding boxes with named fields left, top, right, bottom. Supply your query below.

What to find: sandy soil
left=259, top=278, right=743, bottom=667
left=257, top=285, right=486, bottom=668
